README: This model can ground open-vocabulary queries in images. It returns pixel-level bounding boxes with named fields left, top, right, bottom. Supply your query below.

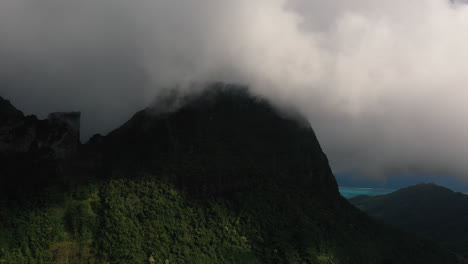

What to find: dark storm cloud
left=0, top=0, right=150, bottom=139
left=0, top=0, right=467, bottom=181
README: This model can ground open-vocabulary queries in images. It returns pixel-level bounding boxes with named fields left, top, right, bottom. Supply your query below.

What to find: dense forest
left=3, top=176, right=466, bottom=264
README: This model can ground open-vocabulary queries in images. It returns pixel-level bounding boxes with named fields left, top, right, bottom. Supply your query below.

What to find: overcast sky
left=1, top=0, right=467, bottom=182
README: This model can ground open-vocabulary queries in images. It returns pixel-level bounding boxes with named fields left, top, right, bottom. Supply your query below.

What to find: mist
left=0, top=0, right=467, bottom=181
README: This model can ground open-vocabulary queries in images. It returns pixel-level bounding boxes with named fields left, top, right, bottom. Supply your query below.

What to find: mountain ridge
left=1, top=86, right=466, bottom=263
left=350, top=183, right=468, bottom=258
left=84, top=85, right=337, bottom=196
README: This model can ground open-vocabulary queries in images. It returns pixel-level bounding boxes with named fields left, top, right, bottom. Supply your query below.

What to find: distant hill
left=350, top=183, right=468, bottom=258
left=1, top=85, right=466, bottom=263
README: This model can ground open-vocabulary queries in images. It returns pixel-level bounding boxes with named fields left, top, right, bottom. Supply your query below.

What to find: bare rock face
left=0, top=97, right=23, bottom=122
left=0, top=97, right=31, bottom=153
left=0, top=97, right=82, bottom=198
left=0, top=97, right=80, bottom=160
left=47, top=112, right=81, bottom=159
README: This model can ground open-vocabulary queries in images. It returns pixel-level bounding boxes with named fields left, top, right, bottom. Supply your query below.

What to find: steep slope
left=1, top=86, right=466, bottom=263
left=87, top=85, right=337, bottom=196
left=350, top=183, right=468, bottom=258
left=0, top=96, right=81, bottom=199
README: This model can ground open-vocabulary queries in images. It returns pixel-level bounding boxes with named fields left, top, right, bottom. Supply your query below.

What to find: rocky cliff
left=0, top=96, right=80, bottom=198
left=0, top=97, right=80, bottom=159
left=87, top=85, right=338, bottom=196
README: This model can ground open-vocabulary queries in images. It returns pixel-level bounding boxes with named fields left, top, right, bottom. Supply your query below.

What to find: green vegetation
left=350, top=183, right=468, bottom=259
left=1, top=177, right=465, bottom=264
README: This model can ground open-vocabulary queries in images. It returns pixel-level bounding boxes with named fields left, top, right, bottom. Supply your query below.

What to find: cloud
left=0, top=0, right=467, bottom=180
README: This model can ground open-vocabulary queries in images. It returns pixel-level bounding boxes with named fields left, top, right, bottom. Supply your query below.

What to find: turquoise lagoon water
left=339, top=187, right=395, bottom=199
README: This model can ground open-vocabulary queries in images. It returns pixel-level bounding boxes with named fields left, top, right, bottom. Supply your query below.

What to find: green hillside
left=350, top=183, right=468, bottom=258
left=3, top=177, right=465, bottom=264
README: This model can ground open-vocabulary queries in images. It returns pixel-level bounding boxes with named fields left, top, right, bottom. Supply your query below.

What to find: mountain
left=0, top=96, right=80, bottom=199
left=350, top=183, right=468, bottom=258
left=1, top=85, right=466, bottom=263
left=87, top=86, right=336, bottom=196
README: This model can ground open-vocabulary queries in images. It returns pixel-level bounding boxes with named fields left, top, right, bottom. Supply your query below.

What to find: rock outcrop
left=0, top=97, right=80, bottom=159
left=0, top=96, right=80, bottom=198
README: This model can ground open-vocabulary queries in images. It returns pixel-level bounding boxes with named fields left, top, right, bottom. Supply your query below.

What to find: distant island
left=339, top=187, right=395, bottom=199
left=350, top=183, right=468, bottom=258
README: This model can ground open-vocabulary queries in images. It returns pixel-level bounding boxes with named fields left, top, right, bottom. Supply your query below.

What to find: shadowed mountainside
left=0, top=96, right=80, bottom=199
left=85, top=85, right=337, bottom=196
left=0, top=85, right=466, bottom=263
left=350, top=183, right=468, bottom=258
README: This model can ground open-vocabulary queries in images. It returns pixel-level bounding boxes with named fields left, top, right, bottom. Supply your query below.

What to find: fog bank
left=1, top=0, right=467, bottom=180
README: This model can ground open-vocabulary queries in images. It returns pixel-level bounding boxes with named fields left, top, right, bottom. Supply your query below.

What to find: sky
left=1, top=0, right=467, bottom=186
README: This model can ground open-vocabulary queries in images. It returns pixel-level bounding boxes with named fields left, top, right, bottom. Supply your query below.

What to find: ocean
left=339, top=187, right=395, bottom=199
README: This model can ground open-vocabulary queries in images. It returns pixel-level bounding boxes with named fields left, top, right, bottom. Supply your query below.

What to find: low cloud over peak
left=1, top=0, right=467, bottom=181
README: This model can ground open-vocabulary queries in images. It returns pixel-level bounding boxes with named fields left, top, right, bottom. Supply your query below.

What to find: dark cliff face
left=1, top=86, right=338, bottom=197
left=0, top=97, right=80, bottom=159
left=0, top=96, right=81, bottom=198
left=0, top=97, right=23, bottom=122
left=88, top=85, right=338, bottom=195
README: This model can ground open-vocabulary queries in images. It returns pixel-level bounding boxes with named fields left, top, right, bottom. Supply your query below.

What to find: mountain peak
left=0, top=98, right=81, bottom=198
left=91, top=84, right=337, bottom=195
left=397, top=182, right=455, bottom=196
left=0, top=96, right=24, bottom=122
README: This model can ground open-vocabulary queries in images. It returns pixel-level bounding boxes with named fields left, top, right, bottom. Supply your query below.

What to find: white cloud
left=0, top=0, right=467, bottom=180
